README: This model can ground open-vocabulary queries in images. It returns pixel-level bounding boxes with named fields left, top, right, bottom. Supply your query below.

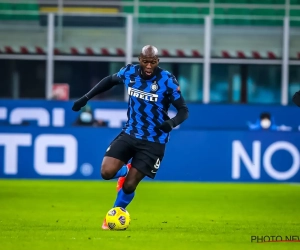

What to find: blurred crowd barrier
left=0, top=100, right=300, bottom=183
left=0, top=126, right=300, bottom=182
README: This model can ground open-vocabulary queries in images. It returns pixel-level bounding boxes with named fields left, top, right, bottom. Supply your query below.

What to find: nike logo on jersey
left=128, top=87, right=158, bottom=102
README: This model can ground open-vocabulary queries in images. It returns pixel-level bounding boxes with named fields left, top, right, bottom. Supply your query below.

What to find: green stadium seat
left=227, top=8, right=251, bottom=25
left=274, top=9, right=284, bottom=25
left=290, top=9, right=300, bottom=27
left=174, top=7, right=202, bottom=24
left=123, top=6, right=134, bottom=14
left=197, top=8, right=208, bottom=24
left=290, top=9, right=300, bottom=17
left=0, top=2, right=39, bottom=21
left=27, top=4, right=39, bottom=20
left=291, top=20, right=300, bottom=27
left=216, top=0, right=280, bottom=3
left=189, top=0, right=210, bottom=2
left=227, top=0, right=245, bottom=3
left=150, top=6, right=174, bottom=24
left=290, top=0, right=300, bottom=4
left=122, top=0, right=133, bottom=13
left=252, top=8, right=283, bottom=26
left=215, top=0, right=247, bottom=3
left=138, top=6, right=150, bottom=24
left=14, top=3, right=28, bottom=21
left=0, top=3, right=12, bottom=10
left=199, top=7, right=210, bottom=15
left=0, top=3, right=6, bottom=9
left=248, top=0, right=275, bottom=3
left=122, top=0, right=300, bottom=27
left=0, top=3, right=12, bottom=21
left=214, top=8, right=227, bottom=25
left=151, top=0, right=209, bottom=2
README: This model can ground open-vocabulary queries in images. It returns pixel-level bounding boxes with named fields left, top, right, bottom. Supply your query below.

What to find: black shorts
left=104, top=132, right=166, bottom=179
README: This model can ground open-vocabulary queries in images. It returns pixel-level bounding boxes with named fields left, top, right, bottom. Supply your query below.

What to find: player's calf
left=122, top=167, right=145, bottom=194
left=122, top=179, right=137, bottom=194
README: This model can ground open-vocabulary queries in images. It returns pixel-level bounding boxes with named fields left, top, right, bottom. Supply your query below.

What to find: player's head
left=138, top=45, right=159, bottom=79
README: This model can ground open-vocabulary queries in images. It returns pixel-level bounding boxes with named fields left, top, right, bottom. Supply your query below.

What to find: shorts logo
left=128, top=87, right=158, bottom=102
left=151, top=81, right=158, bottom=91
left=151, top=158, right=161, bottom=174
left=106, top=146, right=111, bottom=152
left=154, top=158, right=160, bottom=169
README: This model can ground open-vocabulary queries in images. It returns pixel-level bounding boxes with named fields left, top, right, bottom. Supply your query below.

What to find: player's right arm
left=72, top=66, right=128, bottom=112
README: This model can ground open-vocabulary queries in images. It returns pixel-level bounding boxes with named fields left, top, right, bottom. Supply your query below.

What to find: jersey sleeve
left=166, top=75, right=189, bottom=127
left=167, top=75, right=181, bottom=102
left=116, top=64, right=132, bottom=81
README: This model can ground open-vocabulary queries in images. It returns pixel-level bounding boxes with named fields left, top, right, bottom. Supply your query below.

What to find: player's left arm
left=293, top=90, right=300, bottom=107
left=158, top=77, right=189, bottom=133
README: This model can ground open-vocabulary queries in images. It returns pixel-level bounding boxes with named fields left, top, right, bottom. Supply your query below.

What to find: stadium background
left=0, top=1, right=300, bottom=249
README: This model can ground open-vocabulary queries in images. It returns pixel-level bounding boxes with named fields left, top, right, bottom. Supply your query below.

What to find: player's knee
left=122, top=180, right=137, bottom=194
left=100, top=166, right=114, bottom=180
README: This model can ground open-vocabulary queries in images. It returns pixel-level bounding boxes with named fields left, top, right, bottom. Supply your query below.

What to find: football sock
left=113, top=188, right=135, bottom=209
left=112, top=165, right=128, bottom=179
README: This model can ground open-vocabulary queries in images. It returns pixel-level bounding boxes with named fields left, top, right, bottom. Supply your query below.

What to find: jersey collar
left=138, top=66, right=157, bottom=81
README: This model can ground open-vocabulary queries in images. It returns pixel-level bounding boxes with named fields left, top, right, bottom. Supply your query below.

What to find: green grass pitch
left=0, top=179, right=299, bottom=250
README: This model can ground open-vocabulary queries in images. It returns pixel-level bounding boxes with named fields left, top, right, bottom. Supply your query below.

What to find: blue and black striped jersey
left=116, top=64, right=181, bottom=144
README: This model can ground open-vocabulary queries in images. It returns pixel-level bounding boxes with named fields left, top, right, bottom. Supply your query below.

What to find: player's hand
left=292, top=91, right=300, bottom=107
left=158, top=119, right=174, bottom=133
left=72, top=95, right=88, bottom=111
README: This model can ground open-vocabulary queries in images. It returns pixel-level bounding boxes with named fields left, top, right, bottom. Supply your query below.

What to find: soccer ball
left=105, top=207, right=131, bottom=230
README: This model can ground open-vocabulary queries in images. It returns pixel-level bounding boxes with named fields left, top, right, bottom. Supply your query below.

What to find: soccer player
left=72, top=45, right=189, bottom=229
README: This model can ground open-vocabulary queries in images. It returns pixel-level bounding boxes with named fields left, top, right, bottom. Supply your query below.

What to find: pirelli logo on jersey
left=128, top=87, right=158, bottom=102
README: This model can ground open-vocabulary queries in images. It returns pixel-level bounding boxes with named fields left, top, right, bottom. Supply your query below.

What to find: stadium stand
left=0, top=0, right=120, bottom=21
left=122, top=0, right=299, bottom=26
left=0, top=0, right=299, bottom=58
left=0, top=1, right=39, bottom=21
left=0, top=0, right=299, bottom=26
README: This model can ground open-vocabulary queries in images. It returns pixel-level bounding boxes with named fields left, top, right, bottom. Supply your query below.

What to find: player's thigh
left=132, top=141, right=166, bottom=179
left=101, top=132, right=134, bottom=178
